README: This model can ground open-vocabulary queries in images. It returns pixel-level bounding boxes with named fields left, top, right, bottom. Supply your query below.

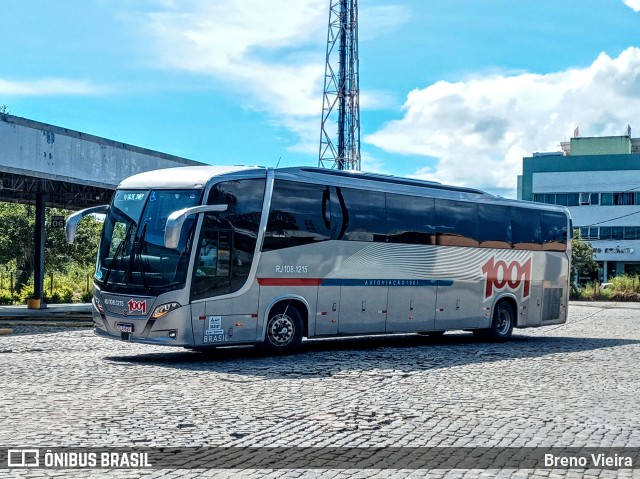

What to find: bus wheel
left=489, top=301, right=514, bottom=341
left=474, top=301, right=515, bottom=341
left=261, top=304, right=303, bottom=353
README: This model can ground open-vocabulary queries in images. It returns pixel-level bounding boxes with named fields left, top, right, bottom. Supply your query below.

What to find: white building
left=519, top=134, right=640, bottom=282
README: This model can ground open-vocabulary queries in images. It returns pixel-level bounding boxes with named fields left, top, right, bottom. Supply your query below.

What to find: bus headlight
left=151, top=302, right=181, bottom=319
left=93, top=296, right=104, bottom=314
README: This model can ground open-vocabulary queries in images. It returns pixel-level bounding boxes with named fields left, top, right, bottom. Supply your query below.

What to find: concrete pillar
left=31, top=192, right=46, bottom=309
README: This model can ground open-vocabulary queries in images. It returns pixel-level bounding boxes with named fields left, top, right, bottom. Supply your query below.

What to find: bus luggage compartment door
left=338, top=284, right=387, bottom=334
left=386, top=282, right=436, bottom=332
left=315, top=285, right=340, bottom=336
left=434, top=280, right=480, bottom=330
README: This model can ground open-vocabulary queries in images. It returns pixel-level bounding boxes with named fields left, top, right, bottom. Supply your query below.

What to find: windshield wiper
left=134, top=222, right=150, bottom=292
left=102, top=222, right=135, bottom=286
left=123, top=221, right=148, bottom=287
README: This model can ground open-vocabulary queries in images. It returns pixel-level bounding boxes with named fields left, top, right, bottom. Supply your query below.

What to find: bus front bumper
left=94, top=325, right=194, bottom=347
left=92, top=304, right=195, bottom=347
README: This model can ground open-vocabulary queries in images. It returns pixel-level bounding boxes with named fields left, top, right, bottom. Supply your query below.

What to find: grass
left=574, top=274, right=640, bottom=301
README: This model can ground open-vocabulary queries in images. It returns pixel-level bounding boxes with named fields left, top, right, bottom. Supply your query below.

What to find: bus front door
left=190, top=223, right=260, bottom=346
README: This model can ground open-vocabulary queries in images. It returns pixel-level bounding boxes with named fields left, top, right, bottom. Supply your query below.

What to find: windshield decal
left=122, top=193, right=145, bottom=202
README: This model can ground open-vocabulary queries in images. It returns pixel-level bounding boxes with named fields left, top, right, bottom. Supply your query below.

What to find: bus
left=66, top=166, right=571, bottom=353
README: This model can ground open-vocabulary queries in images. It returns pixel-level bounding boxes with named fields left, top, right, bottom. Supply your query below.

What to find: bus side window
left=435, top=199, right=479, bottom=247
left=192, top=216, right=234, bottom=298
left=511, top=207, right=541, bottom=250
left=478, top=204, right=511, bottom=248
left=198, top=237, right=219, bottom=276
left=196, top=229, right=231, bottom=278
left=541, top=211, right=568, bottom=251
left=338, top=187, right=386, bottom=242
left=191, top=178, right=265, bottom=301
left=386, top=193, right=435, bottom=245
left=264, top=180, right=334, bottom=250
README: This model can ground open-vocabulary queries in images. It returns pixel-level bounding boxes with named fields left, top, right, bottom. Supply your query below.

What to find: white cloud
left=139, top=0, right=407, bottom=153
left=145, top=0, right=326, bottom=113
left=0, top=78, right=106, bottom=96
left=623, top=0, right=640, bottom=12
left=365, top=47, right=640, bottom=196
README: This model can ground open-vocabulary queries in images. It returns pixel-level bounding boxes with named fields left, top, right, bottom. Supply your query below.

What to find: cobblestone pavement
left=1, top=302, right=640, bottom=478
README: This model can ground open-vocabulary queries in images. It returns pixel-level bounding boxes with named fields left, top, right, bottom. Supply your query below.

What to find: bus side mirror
left=66, top=205, right=109, bottom=244
left=164, top=204, right=228, bottom=249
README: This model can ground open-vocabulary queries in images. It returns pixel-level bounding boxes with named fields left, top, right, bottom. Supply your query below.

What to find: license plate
left=116, top=322, right=134, bottom=333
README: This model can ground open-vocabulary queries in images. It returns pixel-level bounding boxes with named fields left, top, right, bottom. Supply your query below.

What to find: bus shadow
left=104, top=333, right=640, bottom=378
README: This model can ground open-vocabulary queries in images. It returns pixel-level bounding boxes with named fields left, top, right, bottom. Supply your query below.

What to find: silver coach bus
left=67, top=166, right=571, bottom=353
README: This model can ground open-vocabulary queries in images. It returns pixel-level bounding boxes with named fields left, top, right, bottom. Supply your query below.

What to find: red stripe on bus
left=257, top=278, right=323, bottom=287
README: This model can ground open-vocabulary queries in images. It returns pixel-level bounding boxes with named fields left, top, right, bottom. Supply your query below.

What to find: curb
left=0, top=320, right=93, bottom=328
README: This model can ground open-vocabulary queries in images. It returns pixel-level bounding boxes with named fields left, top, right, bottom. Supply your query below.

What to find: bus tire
left=488, top=301, right=515, bottom=341
left=260, top=303, right=303, bottom=353
left=473, top=301, right=515, bottom=341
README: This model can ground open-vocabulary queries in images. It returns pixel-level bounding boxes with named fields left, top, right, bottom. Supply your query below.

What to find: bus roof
left=115, top=165, right=568, bottom=214
left=118, top=165, right=488, bottom=196
left=117, top=165, right=265, bottom=189
left=290, top=167, right=486, bottom=195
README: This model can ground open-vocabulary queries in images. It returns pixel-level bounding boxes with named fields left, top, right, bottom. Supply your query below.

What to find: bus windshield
left=96, top=189, right=202, bottom=294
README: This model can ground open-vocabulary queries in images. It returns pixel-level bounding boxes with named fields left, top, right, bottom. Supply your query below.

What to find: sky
left=2, top=0, right=640, bottom=198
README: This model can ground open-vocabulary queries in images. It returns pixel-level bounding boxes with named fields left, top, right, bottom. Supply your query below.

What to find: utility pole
left=319, top=0, right=361, bottom=170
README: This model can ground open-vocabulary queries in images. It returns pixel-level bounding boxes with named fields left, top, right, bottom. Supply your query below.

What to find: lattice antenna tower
left=318, top=0, right=361, bottom=170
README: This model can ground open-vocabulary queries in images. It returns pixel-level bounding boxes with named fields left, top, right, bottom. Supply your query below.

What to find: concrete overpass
left=0, top=113, right=205, bottom=307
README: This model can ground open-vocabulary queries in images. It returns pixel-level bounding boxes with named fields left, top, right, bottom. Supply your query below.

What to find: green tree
left=0, top=202, right=102, bottom=291
left=45, top=207, right=102, bottom=271
left=571, top=236, right=599, bottom=286
left=0, top=203, right=33, bottom=290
